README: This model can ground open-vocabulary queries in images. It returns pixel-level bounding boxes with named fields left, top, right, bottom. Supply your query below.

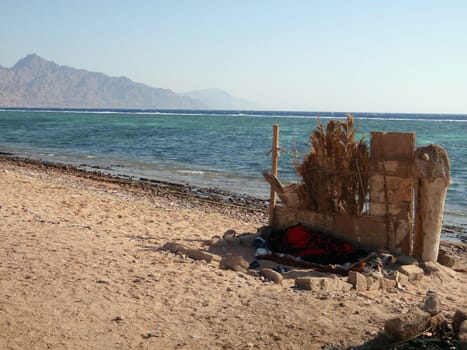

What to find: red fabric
left=269, top=225, right=358, bottom=259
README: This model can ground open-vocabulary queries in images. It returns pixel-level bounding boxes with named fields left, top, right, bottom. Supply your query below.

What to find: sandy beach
left=1, top=157, right=466, bottom=350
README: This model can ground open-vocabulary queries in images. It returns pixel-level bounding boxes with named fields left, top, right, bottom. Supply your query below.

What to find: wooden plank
left=268, top=124, right=280, bottom=226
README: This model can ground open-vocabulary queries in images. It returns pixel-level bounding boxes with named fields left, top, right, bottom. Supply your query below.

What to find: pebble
left=259, top=268, right=283, bottom=285
left=96, top=278, right=111, bottom=284
left=219, top=255, right=249, bottom=271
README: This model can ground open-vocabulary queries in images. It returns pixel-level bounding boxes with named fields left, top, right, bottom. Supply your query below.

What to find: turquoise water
left=0, top=109, right=466, bottom=231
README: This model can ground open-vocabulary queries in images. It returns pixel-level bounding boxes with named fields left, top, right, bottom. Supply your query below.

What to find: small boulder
left=366, top=276, right=381, bottom=291
left=259, top=268, right=283, bottom=284
left=438, top=253, right=456, bottom=268
left=239, top=234, right=257, bottom=247
left=187, top=249, right=214, bottom=263
left=384, top=307, right=431, bottom=341
left=220, top=255, right=249, bottom=271
left=161, top=242, right=190, bottom=255
left=420, top=292, right=442, bottom=316
left=295, top=277, right=352, bottom=292
left=347, top=271, right=367, bottom=291
left=399, top=265, right=424, bottom=281
left=459, top=320, right=467, bottom=350
left=379, top=278, right=397, bottom=291
left=422, top=261, right=441, bottom=274
left=453, top=308, right=467, bottom=332
left=396, top=255, right=419, bottom=265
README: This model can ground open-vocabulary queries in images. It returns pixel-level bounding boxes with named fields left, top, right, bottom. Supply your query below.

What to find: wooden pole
left=413, top=144, right=451, bottom=262
left=269, top=124, right=280, bottom=227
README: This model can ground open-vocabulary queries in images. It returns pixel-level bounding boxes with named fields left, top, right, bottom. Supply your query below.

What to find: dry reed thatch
left=296, top=114, right=369, bottom=215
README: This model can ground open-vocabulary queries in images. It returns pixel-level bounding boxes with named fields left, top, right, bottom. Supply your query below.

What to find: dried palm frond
left=296, top=114, right=369, bottom=215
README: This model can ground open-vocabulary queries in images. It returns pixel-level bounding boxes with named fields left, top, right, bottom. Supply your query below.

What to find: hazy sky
left=2, top=1, right=467, bottom=113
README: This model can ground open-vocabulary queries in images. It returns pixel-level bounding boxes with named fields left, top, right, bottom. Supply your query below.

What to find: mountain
left=182, top=88, right=259, bottom=110
left=0, top=54, right=205, bottom=109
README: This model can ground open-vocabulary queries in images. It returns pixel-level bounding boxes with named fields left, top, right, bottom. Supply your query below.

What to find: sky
left=1, top=0, right=467, bottom=114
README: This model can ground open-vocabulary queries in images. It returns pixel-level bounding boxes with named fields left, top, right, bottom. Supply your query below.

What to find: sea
left=0, top=108, right=465, bottom=239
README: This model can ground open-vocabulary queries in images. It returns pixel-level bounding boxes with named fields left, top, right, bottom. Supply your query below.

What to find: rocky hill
left=0, top=54, right=205, bottom=109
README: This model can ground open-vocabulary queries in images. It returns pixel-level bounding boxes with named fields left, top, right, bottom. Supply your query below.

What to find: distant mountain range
left=0, top=54, right=255, bottom=110
left=182, top=88, right=258, bottom=110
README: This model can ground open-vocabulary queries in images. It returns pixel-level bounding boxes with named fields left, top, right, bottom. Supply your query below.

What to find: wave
left=2, top=107, right=466, bottom=121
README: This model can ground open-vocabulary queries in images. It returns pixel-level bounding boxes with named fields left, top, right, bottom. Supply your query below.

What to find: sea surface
left=0, top=108, right=465, bottom=237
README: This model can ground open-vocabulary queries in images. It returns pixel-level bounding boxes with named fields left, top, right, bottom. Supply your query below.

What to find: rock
left=225, top=236, right=242, bottom=246
left=187, top=249, right=214, bottom=263
left=379, top=278, right=397, bottom=290
left=207, top=235, right=222, bottom=246
left=430, top=313, right=447, bottom=331
left=220, top=255, right=249, bottom=271
left=459, top=320, right=467, bottom=350
left=212, top=238, right=228, bottom=248
left=96, top=278, right=111, bottom=284
left=294, top=277, right=352, bottom=292
left=347, top=271, right=367, bottom=291
left=223, top=229, right=237, bottom=239
left=239, top=234, right=257, bottom=247
left=396, top=272, right=409, bottom=286
left=396, top=255, right=419, bottom=265
left=295, top=277, right=318, bottom=290
left=422, top=261, right=441, bottom=274
left=161, top=242, right=190, bottom=255
left=384, top=307, right=431, bottom=341
left=259, top=268, right=283, bottom=284
left=399, top=265, right=424, bottom=281
left=438, top=253, right=456, bottom=268
left=366, top=276, right=381, bottom=291
left=420, top=292, right=442, bottom=316
left=453, top=308, right=467, bottom=332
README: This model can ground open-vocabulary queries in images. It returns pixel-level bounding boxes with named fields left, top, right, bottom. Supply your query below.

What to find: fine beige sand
left=1, top=157, right=466, bottom=350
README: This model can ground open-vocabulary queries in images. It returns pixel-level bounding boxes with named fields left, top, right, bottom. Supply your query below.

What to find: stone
left=379, top=278, right=397, bottom=290
left=225, top=236, right=242, bottom=246
left=422, top=261, right=441, bottom=274
left=161, top=242, right=190, bottom=255
left=239, top=234, right=257, bottom=247
left=366, top=276, right=381, bottom=291
left=459, top=320, right=467, bottom=350
left=219, top=255, right=249, bottom=271
left=212, top=238, right=228, bottom=248
left=223, top=229, right=237, bottom=239
left=438, top=253, right=456, bottom=268
left=430, top=313, right=447, bottom=331
left=453, top=308, right=467, bottom=332
left=420, top=292, right=442, bottom=316
left=347, top=271, right=367, bottom=291
left=96, top=278, right=111, bottom=284
left=259, top=268, right=283, bottom=284
left=396, top=255, right=419, bottom=265
left=187, top=249, right=214, bottom=263
left=384, top=307, right=431, bottom=341
left=396, top=272, right=409, bottom=286
left=399, top=265, right=424, bottom=281
left=294, top=277, right=352, bottom=292
left=295, top=277, right=319, bottom=291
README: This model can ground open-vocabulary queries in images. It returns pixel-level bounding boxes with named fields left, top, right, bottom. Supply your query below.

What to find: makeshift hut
left=263, top=115, right=450, bottom=262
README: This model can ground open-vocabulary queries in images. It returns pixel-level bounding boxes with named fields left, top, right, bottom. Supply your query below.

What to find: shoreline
left=0, top=154, right=268, bottom=222
left=1, top=153, right=465, bottom=241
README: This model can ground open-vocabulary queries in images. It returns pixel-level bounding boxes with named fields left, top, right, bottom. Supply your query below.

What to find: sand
left=0, top=157, right=466, bottom=350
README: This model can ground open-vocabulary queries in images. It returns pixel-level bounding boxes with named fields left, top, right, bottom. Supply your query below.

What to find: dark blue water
left=0, top=108, right=465, bottom=231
